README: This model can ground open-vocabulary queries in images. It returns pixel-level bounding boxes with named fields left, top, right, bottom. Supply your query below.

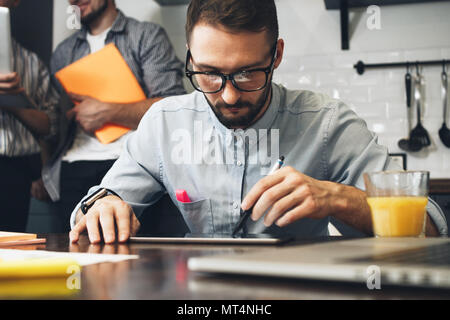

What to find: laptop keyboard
left=348, top=242, right=450, bottom=267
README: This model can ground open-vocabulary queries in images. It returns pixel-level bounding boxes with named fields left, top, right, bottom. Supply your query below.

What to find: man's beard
left=80, top=0, right=109, bottom=26
left=205, top=83, right=272, bottom=128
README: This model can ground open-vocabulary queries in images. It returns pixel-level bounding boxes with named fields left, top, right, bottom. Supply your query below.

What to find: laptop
left=0, top=7, right=34, bottom=109
left=188, top=237, right=450, bottom=289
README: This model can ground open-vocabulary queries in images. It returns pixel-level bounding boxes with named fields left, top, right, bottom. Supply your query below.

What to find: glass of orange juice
left=363, top=171, right=429, bottom=237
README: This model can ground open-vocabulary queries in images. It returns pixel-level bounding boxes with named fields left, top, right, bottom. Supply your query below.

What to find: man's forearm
left=109, top=97, right=163, bottom=129
left=331, top=184, right=374, bottom=236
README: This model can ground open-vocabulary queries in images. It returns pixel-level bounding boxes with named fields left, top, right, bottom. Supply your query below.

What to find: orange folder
left=55, top=43, right=147, bottom=144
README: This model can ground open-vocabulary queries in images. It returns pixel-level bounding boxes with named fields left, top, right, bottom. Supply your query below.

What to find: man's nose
left=221, top=80, right=241, bottom=105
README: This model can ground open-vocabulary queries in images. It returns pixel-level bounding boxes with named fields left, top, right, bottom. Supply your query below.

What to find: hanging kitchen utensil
left=409, top=64, right=431, bottom=148
left=398, top=63, right=422, bottom=152
left=438, top=61, right=450, bottom=147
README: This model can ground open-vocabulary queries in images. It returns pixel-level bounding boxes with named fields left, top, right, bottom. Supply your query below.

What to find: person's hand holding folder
left=66, top=92, right=117, bottom=134
left=55, top=44, right=155, bottom=144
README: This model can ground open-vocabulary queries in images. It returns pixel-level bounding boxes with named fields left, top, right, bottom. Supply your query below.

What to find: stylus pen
left=232, top=156, right=285, bottom=237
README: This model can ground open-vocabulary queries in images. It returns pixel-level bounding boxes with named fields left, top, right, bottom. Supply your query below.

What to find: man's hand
left=0, top=72, right=25, bottom=95
left=69, top=195, right=141, bottom=244
left=241, top=166, right=373, bottom=235
left=66, top=93, right=116, bottom=133
left=242, top=166, right=350, bottom=227
left=67, top=93, right=162, bottom=131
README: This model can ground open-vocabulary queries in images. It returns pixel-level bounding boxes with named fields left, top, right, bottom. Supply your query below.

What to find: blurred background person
left=0, top=0, right=59, bottom=231
left=45, top=0, right=185, bottom=231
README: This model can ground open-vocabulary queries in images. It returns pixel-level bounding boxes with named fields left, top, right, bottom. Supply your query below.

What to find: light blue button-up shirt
left=70, top=83, right=448, bottom=236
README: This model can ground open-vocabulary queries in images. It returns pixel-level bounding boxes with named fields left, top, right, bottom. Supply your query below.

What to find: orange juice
left=367, top=197, right=428, bottom=237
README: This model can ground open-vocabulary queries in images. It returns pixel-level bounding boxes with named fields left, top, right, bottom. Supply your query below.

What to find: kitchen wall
left=274, top=0, right=450, bottom=179
left=52, top=0, right=450, bottom=178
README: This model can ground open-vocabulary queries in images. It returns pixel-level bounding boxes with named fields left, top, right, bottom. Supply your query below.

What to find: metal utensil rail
left=354, top=59, right=449, bottom=75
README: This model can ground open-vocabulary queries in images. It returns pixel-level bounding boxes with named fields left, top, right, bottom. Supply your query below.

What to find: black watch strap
left=80, top=188, right=120, bottom=214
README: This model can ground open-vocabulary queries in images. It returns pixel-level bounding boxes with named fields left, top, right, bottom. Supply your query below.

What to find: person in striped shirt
left=45, top=0, right=186, bottom=231
left=0, top=0, right=59, bottom=231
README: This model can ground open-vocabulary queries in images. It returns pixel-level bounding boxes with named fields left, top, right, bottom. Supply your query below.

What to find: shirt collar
left=206, top=83, right=281, bottom=139
left=76, top=10, right=127, bottom=40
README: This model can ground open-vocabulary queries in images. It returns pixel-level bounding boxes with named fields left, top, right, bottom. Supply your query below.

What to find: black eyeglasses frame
left=185, top=42, right=278, bottom=94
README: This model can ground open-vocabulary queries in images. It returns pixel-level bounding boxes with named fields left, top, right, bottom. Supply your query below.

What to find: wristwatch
left=80, top=188, right=119, bottom=214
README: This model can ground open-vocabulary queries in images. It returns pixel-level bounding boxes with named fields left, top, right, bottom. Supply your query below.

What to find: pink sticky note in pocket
left=176, top=189, right=191, bottom=203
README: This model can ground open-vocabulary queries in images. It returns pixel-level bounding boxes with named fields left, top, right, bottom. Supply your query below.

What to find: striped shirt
left=0, top=39, right=59, bottom=157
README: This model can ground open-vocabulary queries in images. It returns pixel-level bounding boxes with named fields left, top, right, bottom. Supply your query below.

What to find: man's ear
left=273, top=38, right=284, bottom=70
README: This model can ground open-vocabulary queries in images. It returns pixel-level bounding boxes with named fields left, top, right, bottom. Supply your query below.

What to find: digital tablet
left=129, top=233, right=293, bottom=245
left=0, top=7, right=12, bottom=74
left=0, top=7, right=34, bottom=109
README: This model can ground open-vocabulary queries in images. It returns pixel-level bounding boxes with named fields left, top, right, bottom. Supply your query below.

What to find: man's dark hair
left=186, top=0, right=279, bottom=46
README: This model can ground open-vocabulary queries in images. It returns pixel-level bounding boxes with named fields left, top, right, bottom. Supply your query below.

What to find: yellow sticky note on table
left=55, top=43, right=147, bottom=144
left=0, top=258, right=80, bottom=279
left=0, top=278, right=79, bottom=298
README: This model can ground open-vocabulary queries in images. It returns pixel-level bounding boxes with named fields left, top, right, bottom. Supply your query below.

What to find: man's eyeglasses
left=185, top=42, right=278, bottom=94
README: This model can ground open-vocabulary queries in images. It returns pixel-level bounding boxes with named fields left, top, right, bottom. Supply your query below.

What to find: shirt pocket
left=176, top=198, right=214, bottom=234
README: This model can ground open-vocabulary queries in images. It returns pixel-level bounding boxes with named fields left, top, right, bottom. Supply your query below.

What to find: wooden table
left=1, top=234, right=449, bottom=300
left=430, top=179, right=450, bottom=194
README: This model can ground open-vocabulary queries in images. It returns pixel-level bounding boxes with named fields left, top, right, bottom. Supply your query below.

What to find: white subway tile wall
left=274, top=47, right=450, bottom=178
left=273, top=0, right=450, bottom=179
